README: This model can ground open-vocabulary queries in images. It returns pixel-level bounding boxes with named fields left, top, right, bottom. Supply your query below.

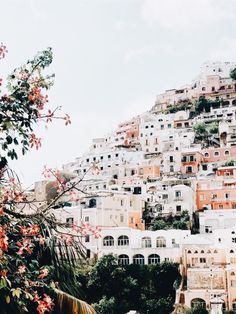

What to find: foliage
left=195, top=96, right=211, bottom=113
left=152, top=211, right=190, bottom=231
left=0, top=47, right=96, bottom=314
left=230, top=68, right=236, bottom=80
left=221, top=159, right=236, bottom=167
left=164, top=100, right=193, bottom=114
left=186, top=302, right=208, bottom=314
left=79, top=254, right=181, bottom=314
left=193, top=121, right=219, bottom=145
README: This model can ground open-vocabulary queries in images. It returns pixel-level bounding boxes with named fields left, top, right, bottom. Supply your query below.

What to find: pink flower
left=18, top=265, right=26, bottom=274
left=64, top=114, right=71, bottom=126
left=38, top=268, right=49, bottom=279
left=0, top=43, right=8, bottom=59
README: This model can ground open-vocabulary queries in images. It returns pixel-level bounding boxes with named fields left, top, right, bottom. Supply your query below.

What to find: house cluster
left=32, top=61, right=236, bottom=312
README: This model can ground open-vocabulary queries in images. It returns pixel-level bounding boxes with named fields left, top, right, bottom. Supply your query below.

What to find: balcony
left=174, top=196, right=184, bottom=201
left=181, top=157, right=196, bottom=163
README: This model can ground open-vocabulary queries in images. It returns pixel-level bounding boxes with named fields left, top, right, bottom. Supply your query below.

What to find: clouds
left=208, top=38, right=236, bottom=61
left=125, top=46, right=156, bottom=62
left=141, top=0, right=235, bottom=30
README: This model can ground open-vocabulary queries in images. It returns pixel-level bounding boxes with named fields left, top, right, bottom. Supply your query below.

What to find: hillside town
left=27, top=61, right=236, bottom=313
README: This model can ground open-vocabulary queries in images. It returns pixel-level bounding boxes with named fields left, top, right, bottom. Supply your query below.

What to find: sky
left=1, top=0, right=236, bottom=187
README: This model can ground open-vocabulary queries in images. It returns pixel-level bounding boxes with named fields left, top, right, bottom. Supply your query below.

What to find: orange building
left=181, top=151, right=203, bottom=175
left=196, top=166, right=236, bottom=210
left=128, top=211, right=145, bottom=230
left=202, top=147, right=236, bottom=163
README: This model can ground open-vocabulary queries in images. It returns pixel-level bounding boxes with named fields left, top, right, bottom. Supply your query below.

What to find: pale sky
left=1, top=0, right=236, bottom=187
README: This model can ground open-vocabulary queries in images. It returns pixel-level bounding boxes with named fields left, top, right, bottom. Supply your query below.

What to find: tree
left=193, top=122, right=207, bottom=138
left=186, top=302, right=208, bottom=314
left=230, top=68, right=236, bottom=80
left=0, top=46, right=96, bottom=313
left=81, top=254, right=181, bottom=314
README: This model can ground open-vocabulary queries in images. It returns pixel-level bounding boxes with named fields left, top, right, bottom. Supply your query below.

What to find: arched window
left=194, top=250, right=198, bottom=254
left=214, top=249, right=218, bottom=253
left=148, top=254, right=160, bottom=265
left=133, top=254, right=145, bottom=265
left=141, top=237, right=152, bottom=248
left=156, top=236, right=166, bottom=248
left=118, top=254, right=129, bottom=265
left=118, top=235, right=129, bottom=246
left=231, top=272, right=235, bottom=276
left=191, top=298, right=206, bottom=309
left=230, top=250, right=235, bottom=254
left=187, top=250, right=191, bottom=254
left=207, top=250, right=211, bottom=253
left=103, top=236, right=114, bottom=247
left=201, top=250, right=204, bottom=254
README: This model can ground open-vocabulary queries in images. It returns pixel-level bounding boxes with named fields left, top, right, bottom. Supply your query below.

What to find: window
left=103, top=236, right=114, bottom=246
left=170, top=165, right=174, bottom=172
left=118, top=254, right=129, bottom=265
left=118, top=235, right=129, bottom=246
left=205, top=226, right=212, bottom=233
left=225, top=150, right=230, bottom=155
left=200, top=258, right=206, bottom=263
left=120, top=215, right=124, bottom=223
left=175, top=191, right=181, bottom=198
left=232, top=238, right=236, bottom=243
left=214, top=151, right=219, bottom=156
left=189, top=155, right=194, bottom=162
left=85, top=216, right=89, bottom=222
left=156, top=236, right=166, bottom=248
left=86, top=158, right=89, bottom=162
left=225, top=193, right=230, bottom=199
left=148, top=254, right=160, bottom=265
left=169, top=156, right=174, bottom=162
left=168, top=124, right=171, bottom=128
left=176, top=205, right=181, bottom=212
left=200, top=194, right=206, bottom=201
left=133, top=254, right=145, bottom=265
left=108, top=155, right=111, bottom=159
left=121, top=200, right=124, bottom=206
left=186, top=166, right=192, bottom=173
left=204, top=152, right=209, bottom=158
left=233, top=301, right=236, bottom=312
left=160, top=125, right=164, bottom=129
left=231, top=280, right=236, bottom=287
left=85, top=235, right=90, bottom=243
left=115, top=153, right=119, bottom=157
left=89, top=199, right=97, bottom=208
left=202, top=164, right=208, bottom=171
left=141, top=237, right=151, bottom=248
left=66, top=217, right=74, bottom=227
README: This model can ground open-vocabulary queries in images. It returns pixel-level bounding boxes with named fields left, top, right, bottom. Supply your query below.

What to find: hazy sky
left=1, top=0, right=236, bottom=187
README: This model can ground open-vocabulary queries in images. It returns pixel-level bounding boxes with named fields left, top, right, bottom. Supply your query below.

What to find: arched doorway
left=191, top=298, right=206, bottom=309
